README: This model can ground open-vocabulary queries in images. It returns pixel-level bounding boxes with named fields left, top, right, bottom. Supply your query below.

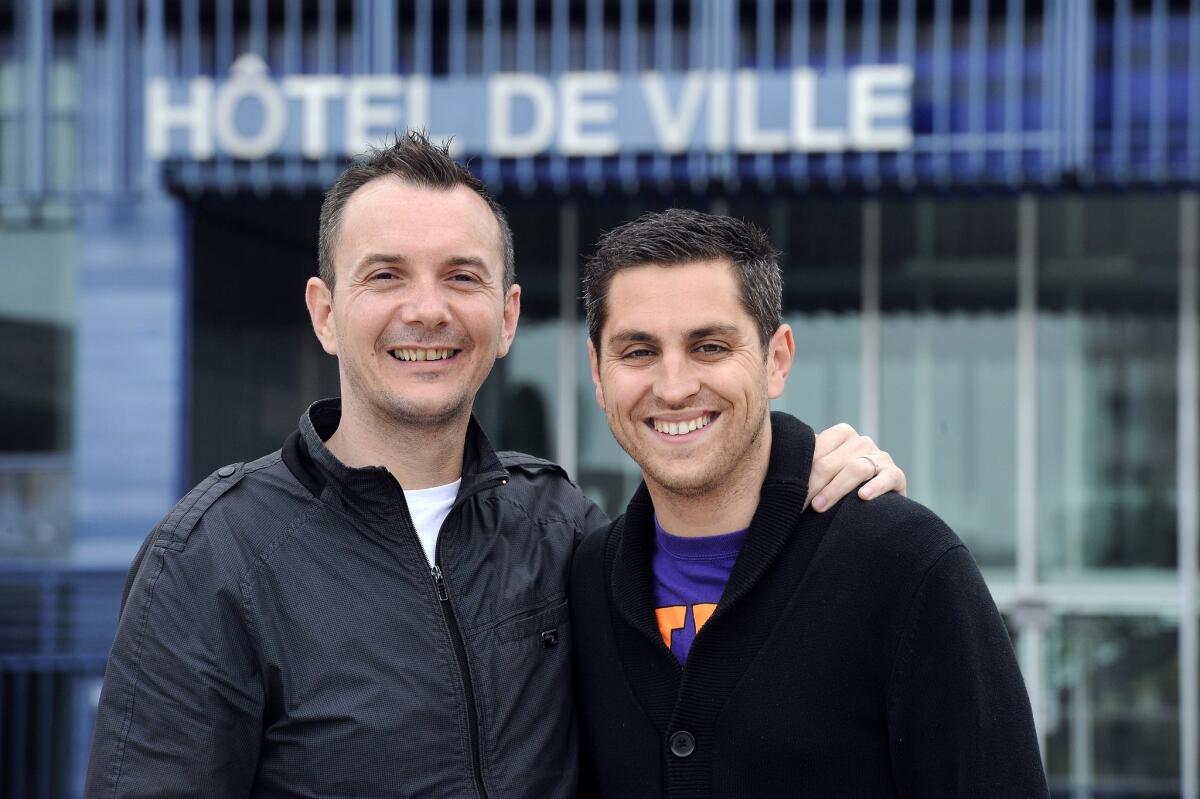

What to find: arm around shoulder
left=886, top=544, right=1049, bottom=798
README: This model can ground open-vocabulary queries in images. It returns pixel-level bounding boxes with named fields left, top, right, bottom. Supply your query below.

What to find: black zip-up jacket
left=570, top=412, right=1048, bottom=798
left=85, top=398, right=607, bottom=799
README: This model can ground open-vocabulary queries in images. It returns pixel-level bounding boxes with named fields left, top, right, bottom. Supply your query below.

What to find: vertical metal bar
left=181, top=0, right=201, bottom=188
left=1113, top=0, right=1131, bottom=180
left=826, top=0, right=845, bottom=186
left=414, top=0, right=432, bottom=74
left=789, top=0, right=810, bottom=188
left=250, top=0, right=267, bottom=57
left=24, top=0, right=49, bottom=197
left=1005, top=0, right=1024, bottom=184
left=250, top=0, right=270, bottom=189
left=1191, top=0, right=1200, bottom=179
left=556, top=204, right=579, bottom=479
left=860, top=201, right=881, bottom=436
left=860, top=0, right=880, bottom=189
left=215, top=0, right=234, bottom=188
left=1180, top=192, right=1200, bottom=799
left=619, top=0, right=638, bottom=192
left=78, top=0, right=97, bottom=193
left=688, top=0, right=704, bottom=186
left=550, top=0, right=569, bottom=188
left=967, top=0, right=987, bottom=177
left=754, top=0, right=774, bottom=187
left=283, top=0, right=303, bottom=188
left=584, top=0, right=603, bottom=188
left=481, top=0, right=501, bottom=189
left=353, top=0, right=370, bottom=73
left=374, top=0, right=397, bottom=74
left=1040, top=0, right=1059, bottom=183
left=11, top=670, right=28, bottom=797
left=449, top=0, right=467, bottom=75
left=652, top=0, right=672, bottom=187
left=1016, top=193, right=1044, bottom=751
left=107, top=0, right=128, bottom=192
left=1076, top=2, right=1094, bottom=178
left=36, top=670, right=52, bottom=799
left=1150, top=0, right=1168, bottom=181
left=932, top=0, right=951, bottom=184
left=318, top=0, right=337, bottom=184
left=1069, top=625, right=1093, bottom=799
left=514, top=0, right=535, bottom=189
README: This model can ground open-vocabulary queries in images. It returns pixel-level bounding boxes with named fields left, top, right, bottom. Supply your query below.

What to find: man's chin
left=381, top=395, right=472, bottom=429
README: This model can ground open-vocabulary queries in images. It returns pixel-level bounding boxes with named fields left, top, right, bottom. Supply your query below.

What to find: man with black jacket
left=572, top=209, right=1049, bottom=798
left=84, top=134, right=907, bottom=798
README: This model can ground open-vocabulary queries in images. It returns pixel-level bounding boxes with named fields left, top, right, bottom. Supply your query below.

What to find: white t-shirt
left=404, top=479, right=462, bottom=566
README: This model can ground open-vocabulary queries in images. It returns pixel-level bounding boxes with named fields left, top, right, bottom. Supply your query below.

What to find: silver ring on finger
left=859, top=453, right=882, bottom=478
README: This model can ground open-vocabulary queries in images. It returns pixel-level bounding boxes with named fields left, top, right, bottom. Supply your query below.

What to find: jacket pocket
left=494, top=596, right=569, bottom=643
left=471, top=595, right=576, bottom=799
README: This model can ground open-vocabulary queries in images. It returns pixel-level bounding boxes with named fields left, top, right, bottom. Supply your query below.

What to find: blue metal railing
left=0, top=564, right=125, bottom=798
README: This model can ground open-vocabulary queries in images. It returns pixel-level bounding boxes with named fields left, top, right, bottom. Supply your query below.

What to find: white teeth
left=652, top=414, right=712, bottom=436
left=391, top=348, right=455, bottom=362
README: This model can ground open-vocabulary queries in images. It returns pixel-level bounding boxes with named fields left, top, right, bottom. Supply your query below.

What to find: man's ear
left=766, top=323, right=795, bottom=400
left=495, top=283, right=522, bottom=359
left=587, top=339, right=605, bottom=411
left=305, top=277, right=338, bottom=356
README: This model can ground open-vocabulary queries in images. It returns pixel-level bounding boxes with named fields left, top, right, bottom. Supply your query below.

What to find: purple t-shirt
left=652, top=516, right=748, bottom=665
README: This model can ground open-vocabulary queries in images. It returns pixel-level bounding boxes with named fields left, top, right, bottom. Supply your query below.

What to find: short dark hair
left=583, top=209, right=783, bottom=354
left=317, top=130, right=515, bottom=293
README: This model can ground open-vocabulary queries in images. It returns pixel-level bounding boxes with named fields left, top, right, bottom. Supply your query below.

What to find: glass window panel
left=480, top=201, right=564, bottom=461
left=879, top=198, right=1018, bottom=570
left=769, top=200, right=862, bottom=431
left=1044, top=616, right=1180, bottom=798
left=0, top=217, right=76, bottom=557
left=1038, top=196, right=1178, bottom=574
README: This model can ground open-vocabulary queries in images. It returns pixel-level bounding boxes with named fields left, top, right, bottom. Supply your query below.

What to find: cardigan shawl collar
left=610, top=411, right=814, bottom=655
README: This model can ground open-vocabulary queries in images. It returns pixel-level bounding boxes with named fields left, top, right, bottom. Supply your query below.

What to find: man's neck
left=646, top=425, right=772, bottom=538
left=324, top=397, right=469, bottom=490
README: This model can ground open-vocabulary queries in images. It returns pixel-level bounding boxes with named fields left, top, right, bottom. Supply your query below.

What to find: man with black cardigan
left=571, top=209, right=1049, bottom=798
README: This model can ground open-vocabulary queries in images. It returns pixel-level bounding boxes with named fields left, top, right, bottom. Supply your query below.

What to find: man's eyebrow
left=606, top=329, right=661, bottom=348
left=687, top=323, right=741, bottom=340
left=353, top=253, right=407, bottom=274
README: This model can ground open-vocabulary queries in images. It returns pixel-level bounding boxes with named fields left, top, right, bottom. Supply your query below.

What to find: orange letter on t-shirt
left=693, top=603, right=718, bottom=633
left=655, top=606, right=687, bottom=649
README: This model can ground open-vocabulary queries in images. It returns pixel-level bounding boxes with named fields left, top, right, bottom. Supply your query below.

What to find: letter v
left=642, top=72, right=706, bottom=154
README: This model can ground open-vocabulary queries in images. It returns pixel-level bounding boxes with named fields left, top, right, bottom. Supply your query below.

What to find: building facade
left=1, top=1, right=1198, bottom=796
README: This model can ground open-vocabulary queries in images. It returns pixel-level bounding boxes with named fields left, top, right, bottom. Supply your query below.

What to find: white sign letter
left=214, top=54, right=288, bottom=160
left=791, top=68, right=847, bottom=152
left=849, top=65, right=913, bottom=150
left=558, top=72, right=619, bottom=156
left=489, top=74, right=556, bottom=157
left=345, top=76, right=405, bottom=155
left=282, top=76, right=344, bottom=159
left=642, top=72, right=706, bottom=154
left=706, top=72, right=731, bottom=152
left=735, top=70, right=788, bottom=153
left=146, top=77, right=214, bottom=160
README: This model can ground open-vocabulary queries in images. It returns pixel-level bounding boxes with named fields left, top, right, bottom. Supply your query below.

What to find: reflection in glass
left=1038, top=197, right=1178, bottom=574
left=1045, top=616, right=1180, bottom=798
left=880, top=199, right=1019, bottom=569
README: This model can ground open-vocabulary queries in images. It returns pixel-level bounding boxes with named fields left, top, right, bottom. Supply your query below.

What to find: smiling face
left=306, top=177, right=519, bottom=430
left=589, top=259, right=793, bottom=498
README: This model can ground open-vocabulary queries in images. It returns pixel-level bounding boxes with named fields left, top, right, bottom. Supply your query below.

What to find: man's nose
left=652, top=352, right=701, bottom=406
left=397, top=279, right=451, bottom=328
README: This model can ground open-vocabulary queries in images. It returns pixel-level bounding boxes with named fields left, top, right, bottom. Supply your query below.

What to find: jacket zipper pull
left=430, top=565, right=449, bottom=601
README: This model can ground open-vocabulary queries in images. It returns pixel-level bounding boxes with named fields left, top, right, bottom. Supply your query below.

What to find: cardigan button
left=669, top=731, right=695, bottom=758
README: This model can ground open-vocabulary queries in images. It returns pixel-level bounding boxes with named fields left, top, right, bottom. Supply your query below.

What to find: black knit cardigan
left=570, top=412, right=1048, bottom=799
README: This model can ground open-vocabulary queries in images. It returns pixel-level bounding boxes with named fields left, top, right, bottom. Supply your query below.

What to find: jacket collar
left=610, top=411, right=815, bottom=651
left=285, top=398, right=508, bottom=517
